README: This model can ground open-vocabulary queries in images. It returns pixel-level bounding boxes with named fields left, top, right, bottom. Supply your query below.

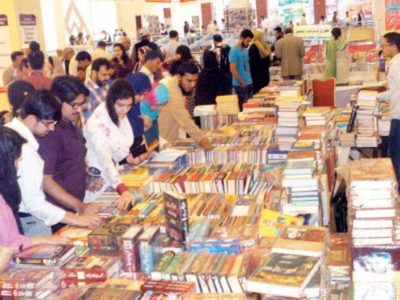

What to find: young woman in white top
left=84, top=79, right=136, bottom=209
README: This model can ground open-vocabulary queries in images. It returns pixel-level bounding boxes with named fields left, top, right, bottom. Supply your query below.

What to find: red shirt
left=26, top=71, right=53, bottom=90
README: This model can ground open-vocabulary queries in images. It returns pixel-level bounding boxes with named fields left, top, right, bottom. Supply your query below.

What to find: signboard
left=294, top=25, right=332, bottom=41
left=0, top=15, right=12, bottom=87
left=385, top=0, right=400, bottom=31
left=19, top=14, right=38, bottom=46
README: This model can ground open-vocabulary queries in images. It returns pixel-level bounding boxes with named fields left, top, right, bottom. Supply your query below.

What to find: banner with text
left=0, top=15, right=12, bottom=87
left=19, top=14, right=38, bottom=46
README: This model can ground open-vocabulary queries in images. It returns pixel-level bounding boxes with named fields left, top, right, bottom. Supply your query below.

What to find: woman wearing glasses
left=84, top=79, right=136, bottom=210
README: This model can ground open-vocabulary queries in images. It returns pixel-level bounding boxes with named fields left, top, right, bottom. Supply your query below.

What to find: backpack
left=216, top=45, right=231, bottom=73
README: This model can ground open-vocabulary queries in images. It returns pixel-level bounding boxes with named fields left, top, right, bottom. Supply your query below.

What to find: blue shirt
left=228, top=46, right=252, bottom=87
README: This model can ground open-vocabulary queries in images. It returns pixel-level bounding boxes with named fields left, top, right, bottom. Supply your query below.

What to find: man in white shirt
left=6, top=90, right=100, bottom=236
left=141, top=49, right=163, bottom=84
left=300, top=13, right=307, bottom=25
left=377, top=32, right=400, bottom=181
left=91, top=41, right=112, bottom=61
left=163, top=30, right=181, bottom=61
left=206, top=21, right=219, bottom=35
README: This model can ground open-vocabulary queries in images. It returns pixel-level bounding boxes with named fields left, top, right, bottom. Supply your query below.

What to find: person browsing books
left=229, top=29, right=254, bottom=110
left=6, top=90, right=100, bottom=236
left=84, top=79, right=136, bottom=209
left=38, top=76, right=102, bottom=233
left=0, top=127, right=69, bottom=250
left=158, top=62, right=213, bottom=150
left=377, top=32, right=400, bottom=182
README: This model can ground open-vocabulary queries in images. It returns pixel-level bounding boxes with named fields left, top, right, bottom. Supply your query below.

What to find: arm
left=230, top=62, right=246, bottom=87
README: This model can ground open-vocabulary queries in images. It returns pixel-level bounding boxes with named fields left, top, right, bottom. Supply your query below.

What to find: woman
left=195, top=50, right=229, bottom=106
left=0, top=127, right=68, bottom=250
left=84, top=79, right=136, bottom=209
left=324, top=27, right=348, bottom=81
left=249, top=30, right=271, bottom=94
left=133, top=46, right=150, bottom=73
left=111, top=43, right=134, bottom=79
left=7, top=80, right=35, bottom=117
left=169, top=45, right=200, bottom=76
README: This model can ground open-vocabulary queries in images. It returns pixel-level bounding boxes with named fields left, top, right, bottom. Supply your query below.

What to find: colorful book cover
left=0, top=268, right=54, bottom=290
left=258, top=209, right=304, bottom=237
left=13, top=244, right=75, bottom=266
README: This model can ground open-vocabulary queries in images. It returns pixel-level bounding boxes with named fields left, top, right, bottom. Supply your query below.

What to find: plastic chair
left=312, top=78, right=336, bottom=107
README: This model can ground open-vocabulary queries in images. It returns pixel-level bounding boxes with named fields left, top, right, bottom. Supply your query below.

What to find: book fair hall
left=0, top=0, right=398, bottom=298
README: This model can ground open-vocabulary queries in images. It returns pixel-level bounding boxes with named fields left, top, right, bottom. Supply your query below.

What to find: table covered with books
left=1, top=80, right=397, bottom=300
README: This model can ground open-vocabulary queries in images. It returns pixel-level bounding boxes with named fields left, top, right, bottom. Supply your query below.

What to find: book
left=79, top=287, right=142, bottom=300
left=138, top=225, right=162, bottom=273
left=246, top=252, right=321, bottom=298
left=163, top=191, right=189, bottom=243
left=0, top=268, right=54, bottom=291
left=258, top=209, right=304, bottom=237
left=13, top=244, right=75, bottom=267
left=121, top=225, right=143, bottom=273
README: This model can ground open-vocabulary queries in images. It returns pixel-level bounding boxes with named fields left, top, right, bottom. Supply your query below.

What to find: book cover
left=0, top=268, right=54, bottom=291
left=246, top=252, right=321, bottom=298
left=121, top=225, right=143, bottom=273
left=13, top=244, right=75, bottom=267
left=258, top=209, right=304, bottom=237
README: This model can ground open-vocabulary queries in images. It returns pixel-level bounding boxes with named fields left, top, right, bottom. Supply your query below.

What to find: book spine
left=61, top=269, right=107, bottom=281
left=122, top=237, right=140, bottom=273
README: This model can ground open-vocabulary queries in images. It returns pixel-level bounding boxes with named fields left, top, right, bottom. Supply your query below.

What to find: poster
left=0, top=15, right=12, bottom=87
left=303, top=45, right=325, bottom=64
left=294, top=25, right=332, bottom=41
left=278, top=0, right=313, bottom=25
left=348, top=42, right=379, bottom=64
left=385, top=0, right=400, bottom=31
left=146, top=15, right=159, bottom=34
left=224, top=8, right=252, bottom=33
left=19, top=14, right=38, bottom=46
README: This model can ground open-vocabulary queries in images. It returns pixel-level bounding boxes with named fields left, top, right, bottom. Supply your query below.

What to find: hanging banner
left=19, top=14, right=38, bottom=46
left=386, top=0, right=400, bottom=31
left=294, top=25, right=332, bottom=41
left=0, top=15, right=12, bottom=87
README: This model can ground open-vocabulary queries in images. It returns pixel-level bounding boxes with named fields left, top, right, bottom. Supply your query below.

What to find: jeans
left=389, top=119, right=400, bottom=182
left=234, top=84, right=253, bottom=111
left=20, top=215, right=52, bottom=237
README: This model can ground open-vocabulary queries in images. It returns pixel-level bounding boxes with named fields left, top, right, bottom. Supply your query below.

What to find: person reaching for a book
left=0, top=127, right=69, bottom=251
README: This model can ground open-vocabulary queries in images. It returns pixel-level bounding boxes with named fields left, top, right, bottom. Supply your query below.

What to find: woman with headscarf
left=249, top=30, right=271, bottom=94
left=324, top=27, right=348, bottom=81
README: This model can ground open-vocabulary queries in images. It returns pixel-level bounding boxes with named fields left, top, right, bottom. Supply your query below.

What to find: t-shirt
left=228, top=46, right=252, bottom=87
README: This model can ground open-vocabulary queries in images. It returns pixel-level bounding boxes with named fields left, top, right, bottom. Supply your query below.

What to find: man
left=332, top=11, right=339, bottom=26
left=275, top=27, right=305, bottom=80
left=206, top=20, right=219, bottom=35
left=121, top=37, right=132, bottom=57
left=132, top=29, right=158, bottom=65
left=220, top=19, right=225, bottom=33
left=38, top=76, right=99, bottom=233
left=141, top=49, right=163, bottom=84
left=29, top=41, right=40, bottom=53
left=91, top=41, right=112, bottom=61
left=319, top=16, right=327, bottom=25
left=84, top=58, right=111, bottom=119
left=63, top=47, right=75, bottom=75
left=2, top=51, right=24, bottom=86
left=163, top=30, right=181, bottom=61
left=345, top=11, right=351, bottom=27
left=377, top=32, right=400, bottom=181
left=26, top=50, right=53, bottom=90
left=6, top=90, right=100, bottom=236
left=213, top=34, right=232, bottom=92
left=229, top=29, right=254, bottom=110
left=75, top=51, right=92, bottom=82
left=300, top=13, right=307, bottom=25
left=159, top=62, right=212, bottom=149
left=261, top=16, right=269, bottom=31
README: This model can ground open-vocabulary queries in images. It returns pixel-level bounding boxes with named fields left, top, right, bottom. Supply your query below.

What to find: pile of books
left=144, top=148, right=189, bottom=174
left=346, top=158, right=397, bottom=247
left=303, top=106, right=333, bottom=127
left=216, top=95, right=240, bottom=115
left=193, top=104, right=218, bottom=130
left=355, top=90, right=379, bottom=147
left=0, top=268, right=57, bottom=298
left=327, top=233, right=351, bottom=298
left=119, top=167, right=152, bottom=189
left=276, top=97, right=303, bottom=150
left=246, top=225, right=326, bottom=298
left=267, top=145, right=288, bottom=164
left=149, top=163, right=274, bottom=195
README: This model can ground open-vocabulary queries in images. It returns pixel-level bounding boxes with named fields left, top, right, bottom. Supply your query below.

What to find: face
left=146, top=58, right=162, bottom=73
left=114, top=97, right=133, bottom=119
left=94, top=65, right=110, bottom=86
left=14, top=55, right=24, bottom=68
left=122, top=40, right=131, bottom=51
left=62, top=94, right=85, bottom=122
left=78, top=59, right=90, bottom=70
left=179, top=73, right=198, bottom=95
left=32, top=117, right=57, bottom=137
left=114, top=46, right=123, bottom=59
left=240, top=37, right=253, bottom=48
left=135, top=93, right=147, bottom=103
left=382, top=38, right=398, bottom=58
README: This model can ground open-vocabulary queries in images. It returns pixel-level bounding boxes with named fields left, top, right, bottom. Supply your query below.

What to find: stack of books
left=346, top=158, right=397, bottom=247
left=216, top=95, right=240, bottom=115
left=59, top=253, right=122, bottom=288
left=267, top=145, right=288, bottom=165
left=193, top=104, right=218, bottom=130
left=327, top=233, right=351, bottom=297
left=275, top=98, right=303, bottom=150
left=0, top=268, right=57, bottom=299
left=144, top=148, right=189, bottom=174
left=303, top=106, right=333, bottom=127
left=163, top=191, right=189, bottom=243
left=355, top=90, right=379, bottom=147
left=119, top=168, right=152, bottom=189
left=55, top=226, right=93, bottom=255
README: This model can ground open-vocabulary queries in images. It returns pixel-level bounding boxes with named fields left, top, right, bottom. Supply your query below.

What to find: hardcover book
left=13, top=244, right=75, bottom=267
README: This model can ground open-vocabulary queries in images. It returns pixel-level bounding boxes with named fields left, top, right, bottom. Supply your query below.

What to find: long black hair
left=106, top=79, right=135, bottom=126
left=0, top=127, right=26, bottom=233
left=113, top=43, right=130, bottom=64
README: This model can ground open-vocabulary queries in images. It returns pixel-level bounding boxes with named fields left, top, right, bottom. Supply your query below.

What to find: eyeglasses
left=40, top=120, right=57, bottom=129
left=67, top=101, right=86, bottom=110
